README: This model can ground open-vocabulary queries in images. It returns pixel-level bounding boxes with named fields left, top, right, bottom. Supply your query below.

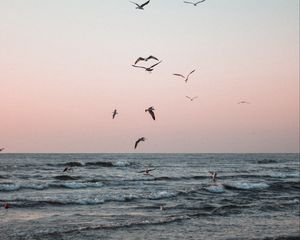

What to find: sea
left=0, top=153, right=299, bottom=240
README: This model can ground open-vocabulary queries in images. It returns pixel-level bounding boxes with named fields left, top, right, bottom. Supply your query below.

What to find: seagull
left=112, top=109, right=118, bottom=119
left=173, top=69, right=195, bottom=83
left=132, top=60, right=162, bottom=72
left=186, top=96, right=198, bottom=101
left=138, top=167, right=156, bottom=175
left=134, top=55, right=159, bottom=65
left=160, top=205, right=165, bottom=211
left=238, top=101, right=250, bottom=104
left=208, top=171, right=217, bottom=182
left=134, top=137, right=146, bottom=149
left=0, top=148, right=4, bottom=152
left=145, top=106, right=155, bottom=120
left=130, top=0, right=150, bottom=10
left=63, top=167, right=72, bottom=173
left=184, top=0, right=206, bottom=6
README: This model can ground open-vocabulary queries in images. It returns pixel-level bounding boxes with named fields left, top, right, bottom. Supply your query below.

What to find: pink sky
left=0, top=0, right=299, bottom=153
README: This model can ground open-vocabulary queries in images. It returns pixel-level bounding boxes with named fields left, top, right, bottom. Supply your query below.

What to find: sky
left=0, top=0, right=299, bottom=153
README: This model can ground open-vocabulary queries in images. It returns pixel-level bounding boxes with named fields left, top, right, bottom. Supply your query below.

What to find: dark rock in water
left=54, top=175, right=79, bottom=180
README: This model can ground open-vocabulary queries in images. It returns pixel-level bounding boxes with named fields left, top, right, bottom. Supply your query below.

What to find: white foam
left=59, top=182, right=103, bottom=189
left=205, top=185, right=225, bottom=193
left=0, top=184, right=20, bottom=191
left=0, top=183, right=49, bottom=191
left=149, top=191, right=177, bottom=200
left=113, top=160, right=131, bottom=167
left=225, top=182, right=269, bottom=190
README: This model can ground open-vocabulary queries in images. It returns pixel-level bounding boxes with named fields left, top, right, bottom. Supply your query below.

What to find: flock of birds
left=0, top=0, right=250, bottom=211
left=113, top=1, right=250, bottom=150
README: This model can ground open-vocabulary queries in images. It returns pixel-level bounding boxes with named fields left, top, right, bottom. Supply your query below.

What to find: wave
left=54, top=175, right=81, bottom=180
left=262, top=235, right=300, bottom=240
left=47, top=161, right=84, bottom=167
left=5, top=189, right=193, bottom=208
left=269, top=181, right=300, bottom=191
left=0, top=181, right=104, bottom=192
left=0, top=183, right=49, bottom=191
left=53, top=182, right=103, bottom=189
left=34, top=215, right=190, bottom=238
left=257, top=159, right=278, bottom=164
left=85, top=161, right=114, bottom=167
left=223, top=182, right=269, bottom=190
left=204, top=184, right=225, bottom=193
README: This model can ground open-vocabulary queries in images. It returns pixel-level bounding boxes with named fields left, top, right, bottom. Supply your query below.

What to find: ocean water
left=0, top=153, right=299, bottom=240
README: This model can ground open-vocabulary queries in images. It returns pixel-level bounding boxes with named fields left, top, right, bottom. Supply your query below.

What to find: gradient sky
left=0, top=0, right=299, bottom=153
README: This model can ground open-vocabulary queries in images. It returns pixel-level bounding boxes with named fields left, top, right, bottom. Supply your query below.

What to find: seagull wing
left=146, top=55, right=159, bottom=61
left=186, top=96, right=192, bottom=100
left=147, top=168, right=156, bottom=172
left=130, top=1, right=140, bottom=7
left=140, top=0, right=150, bottom=8
left=173, top=73, right=185, bottom=79
left=192, top=96, right=198, bottom=100
left=134, top=139, right=140, bottom=149
left=187, top=69, right=196, bottom=78
left=132, top=64, right=147, bottom=69
left=135, top=57, right=145, bottom=65
left=195, top=0, right=206, bottom=4
left=184, top=1, right=195, bottom=4
left=134, top=137, right=145, bottom=149
left=148, top=109, right=155, bottom=120
left=149, top=60, right=162, bottom=69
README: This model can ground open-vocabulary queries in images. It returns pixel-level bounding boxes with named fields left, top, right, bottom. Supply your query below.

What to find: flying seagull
left=130, top=0, right=150, bottom=10
left=208, top=171, right=217, bottom=182
left=145, top=106, right=155, bottom=120
left=132, top=60, right=162, bottom=72
left=238, top=101, right=250, bottom=104
left=138, top=167, right=156, bottom=175
left=134, top=137, right=146, bottom=149
left=186, top=96, right=198, bottom=101
left=0, top=148, right=4, bottom=152
left=135, top=55, right=159, bottom=65
left=184, top=0, right=206, bottom=6
left=173, top=69, right=195, bottom=83
left=112, top=109, right=118, bottom=119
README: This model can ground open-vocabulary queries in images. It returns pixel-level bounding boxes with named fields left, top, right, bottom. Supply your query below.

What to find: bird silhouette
left=173, top=69, right=195, bottom=83
left=145, top=106, right=155, bottom=120
left=186, top=96, right=198, bottom=101
left=138, top=167, right=156, bottom=175
left=238, top=101, right=250, bottom=104
left=130, top=0, right=150, bottom=10
left=184, top=0, right=206, bottom=6
left=132, top=60, right=162, bottom=72
left=112, top=109, right=118, bottom=119
left=134, top=137, right=146, bottom=149
left=134, top=55, right=159, bottom=65
left=0, top=148, right=4, bottom=152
